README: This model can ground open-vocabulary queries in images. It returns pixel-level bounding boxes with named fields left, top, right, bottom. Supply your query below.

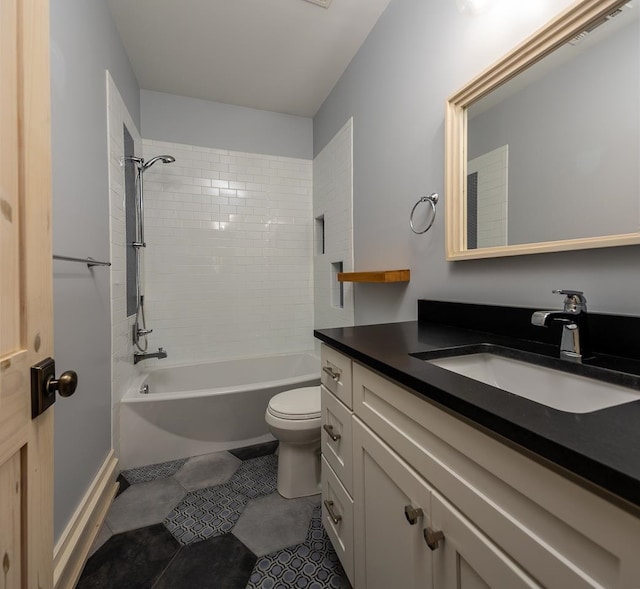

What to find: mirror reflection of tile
left=467, top=144, right=508, bottom=249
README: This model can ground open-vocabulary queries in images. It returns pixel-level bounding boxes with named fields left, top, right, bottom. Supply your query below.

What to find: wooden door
left=353, top=420, right=433, bottom=589
left=1, top=0, right=55, bottom=587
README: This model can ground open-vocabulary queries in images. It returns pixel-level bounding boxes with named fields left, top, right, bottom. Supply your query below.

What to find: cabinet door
left=353, top=420, right=433, bottom=589
left=431, top=490, right=541, bottom=589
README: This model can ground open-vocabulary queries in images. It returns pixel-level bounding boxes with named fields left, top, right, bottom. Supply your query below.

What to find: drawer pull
left=324, top=500, right=342, bottom=525
left=322, top=366, right=340, bottom=381
left=404, top=505, right=424, bottom=525
left=323, top=424, right=341, bottom=442
left=423, top=527, right=445, bottom=550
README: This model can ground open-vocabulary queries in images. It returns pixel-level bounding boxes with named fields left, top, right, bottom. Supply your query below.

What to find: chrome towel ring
left=410, top=193, right=439, bottom=234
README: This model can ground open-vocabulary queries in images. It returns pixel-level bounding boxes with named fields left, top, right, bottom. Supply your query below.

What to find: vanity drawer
left=321, top=385, right=353, bottom=495
left=321, top=456, right=354, bottom=585
left=321, top=345, right=352, bottom=409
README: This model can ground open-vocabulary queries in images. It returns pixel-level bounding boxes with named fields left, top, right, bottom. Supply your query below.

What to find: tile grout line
left=150, top=545, right=184, bottom=589
left=149, top=474, right=188, bottom=589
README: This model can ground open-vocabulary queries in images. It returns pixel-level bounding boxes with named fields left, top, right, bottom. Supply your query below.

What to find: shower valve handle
left=137, top=328, right=153, bottom=336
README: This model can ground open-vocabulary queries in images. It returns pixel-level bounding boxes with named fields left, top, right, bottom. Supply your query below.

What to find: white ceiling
left=107, top=0, right=393, bottom=118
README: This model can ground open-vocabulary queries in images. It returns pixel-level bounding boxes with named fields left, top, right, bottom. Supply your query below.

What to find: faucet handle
left=552, top=289, right=587, bottom=313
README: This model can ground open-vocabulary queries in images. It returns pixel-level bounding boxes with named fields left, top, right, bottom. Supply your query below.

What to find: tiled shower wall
left=141, top=139, right=314, bottom=364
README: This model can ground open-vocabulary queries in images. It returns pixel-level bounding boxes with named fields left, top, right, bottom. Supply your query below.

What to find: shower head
left=142, top=155, right=175, bottom=170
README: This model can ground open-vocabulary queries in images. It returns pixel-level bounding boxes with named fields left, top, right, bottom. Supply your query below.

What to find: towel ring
left=410, top=193, right=439, bottom=234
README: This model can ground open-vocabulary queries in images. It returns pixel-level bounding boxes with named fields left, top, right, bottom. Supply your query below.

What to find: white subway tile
left=133, top=139, right=314, bottom=364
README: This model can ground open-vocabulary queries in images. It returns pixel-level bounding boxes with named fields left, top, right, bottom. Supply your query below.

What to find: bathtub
left=119, top=353, right=320, bottom=469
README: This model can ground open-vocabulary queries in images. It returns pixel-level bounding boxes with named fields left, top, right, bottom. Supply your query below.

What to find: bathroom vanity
left=313, top=1, right=640, bottom=584
left=316, top=301, right=640, bottom=589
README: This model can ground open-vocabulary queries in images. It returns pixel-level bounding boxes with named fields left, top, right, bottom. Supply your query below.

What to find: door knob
left=47, top=370, right=78, bottom=397
left=31, top=357, right=78, bottom=418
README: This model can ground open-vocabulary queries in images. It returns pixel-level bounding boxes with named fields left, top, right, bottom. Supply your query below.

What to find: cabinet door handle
left=404, top=504, right=424, bottom=525
left=323, top=424, right=341, bottom=442
left=423, top=527, right=445, bottom=550
left=322, top=366, right=340, bottom=381
left=324, top=500, right=342, bottom=524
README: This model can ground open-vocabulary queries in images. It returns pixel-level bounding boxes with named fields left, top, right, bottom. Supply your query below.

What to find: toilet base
left=276, top=440, right=320, bottom=499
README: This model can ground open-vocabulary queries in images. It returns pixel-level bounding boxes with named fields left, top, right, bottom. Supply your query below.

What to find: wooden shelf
left=337, top=269, right=410, bottom=283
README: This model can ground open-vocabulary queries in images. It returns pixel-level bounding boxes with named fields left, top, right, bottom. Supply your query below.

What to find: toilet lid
left=267, top=386, right=321, bottom=420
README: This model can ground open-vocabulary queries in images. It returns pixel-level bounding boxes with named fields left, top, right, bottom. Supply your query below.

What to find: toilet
left=265, top=386, right=321, bottom=499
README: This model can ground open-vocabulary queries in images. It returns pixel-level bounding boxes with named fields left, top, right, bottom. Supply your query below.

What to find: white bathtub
left=119, top=353, right=320, bottom=469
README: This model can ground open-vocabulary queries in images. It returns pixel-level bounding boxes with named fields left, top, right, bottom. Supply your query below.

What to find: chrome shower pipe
left=134, top=160, right=146, bottom=248
left=136, top=156, right=175, bottom=247
left=137, top=162, right=146, bottom=248
left=123, top=154, right=175, bottom=353
left=122, top=156, right=145, bottom=247
left=124, top=155, right=176, bottom=248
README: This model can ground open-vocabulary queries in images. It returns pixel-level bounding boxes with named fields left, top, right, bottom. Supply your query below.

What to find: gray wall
left=141, top=90, right=313, bottom=159
left=50, top=0, right=140, bottom=540
left=313, top=0, right=640, bottom=323
left=468, top=19, right=639, bottom=244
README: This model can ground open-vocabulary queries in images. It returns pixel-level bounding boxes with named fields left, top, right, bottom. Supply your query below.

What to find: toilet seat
left=267, top=386, right=320, bottom=420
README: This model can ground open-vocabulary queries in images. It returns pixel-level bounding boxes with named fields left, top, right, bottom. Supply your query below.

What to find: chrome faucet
left=531, top=290, right=589, bottom=363
left=134, top=347, right=168, bottom=364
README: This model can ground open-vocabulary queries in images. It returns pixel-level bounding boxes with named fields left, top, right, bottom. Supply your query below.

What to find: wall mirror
left=445, top=0, right=639, bottom=260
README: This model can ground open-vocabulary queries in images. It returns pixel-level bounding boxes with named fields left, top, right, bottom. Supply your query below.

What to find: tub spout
left=134, top=347, right=168, bottom=364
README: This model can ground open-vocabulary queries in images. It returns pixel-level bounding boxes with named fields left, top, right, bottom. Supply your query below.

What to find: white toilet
left=265, top=386, right=321, bottom=499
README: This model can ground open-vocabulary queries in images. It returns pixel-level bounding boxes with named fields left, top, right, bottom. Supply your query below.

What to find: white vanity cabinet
left=353, top=419, right=539, bottom=589
left=320, top=345, right=355, bottom=584
left=319, top=344, right=640, bottom=589
left=352, top=418, right=433, bottom=589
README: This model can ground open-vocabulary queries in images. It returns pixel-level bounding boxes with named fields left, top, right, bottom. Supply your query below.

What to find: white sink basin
left=428, top=353, right=640, bottom=413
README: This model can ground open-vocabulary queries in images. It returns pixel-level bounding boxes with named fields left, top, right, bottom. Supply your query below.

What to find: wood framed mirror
left=445, top=0, right=639, bottom=260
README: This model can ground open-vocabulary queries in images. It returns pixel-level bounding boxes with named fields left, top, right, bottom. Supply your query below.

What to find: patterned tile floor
left=78, top=442, right=351, bottom=589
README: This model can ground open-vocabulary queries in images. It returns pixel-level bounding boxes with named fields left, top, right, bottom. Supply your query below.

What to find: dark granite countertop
left=314, top=315, right=640, bottom=515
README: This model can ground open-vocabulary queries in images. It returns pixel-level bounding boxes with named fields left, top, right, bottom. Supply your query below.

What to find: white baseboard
left=53, top=450, right=119, bottom=589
